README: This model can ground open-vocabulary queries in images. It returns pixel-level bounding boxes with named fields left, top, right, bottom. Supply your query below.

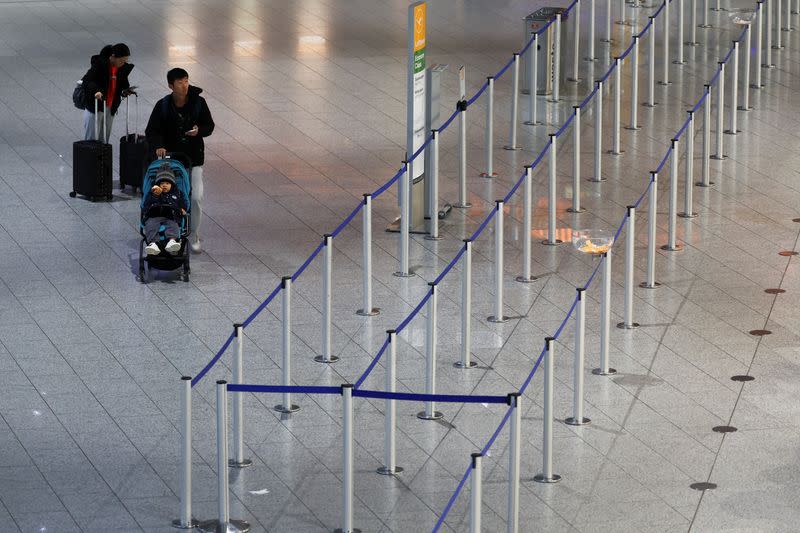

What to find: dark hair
left=110, top=43, right=130, bottom=57
left=167, top=68, right=189, bottom=85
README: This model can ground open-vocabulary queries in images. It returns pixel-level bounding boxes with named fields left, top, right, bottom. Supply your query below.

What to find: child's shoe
left=165, top=239, right=181, bottom=254
left=145, top=242, right=160, bottom=256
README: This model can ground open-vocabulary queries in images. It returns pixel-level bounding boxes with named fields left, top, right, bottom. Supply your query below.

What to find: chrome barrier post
left=419, top=283, right=443, bottom=419
left=507, top=394, right=522, bottom=533
left=766, top=0, right=774, bottom=67
left=645, top=17, right=657, bottom=107
left=198, top=381, right=250, bottom=533
left=627, top=37, right=641, bottom=130
left=587, top=0, right=598, bottom=60
left=712, top=62, right=727, bottom=160
left=517, top=166, right=537, bottom=282
left=660, top=0, right=672, bottom=85
left=604, top=0, right=613, bottom=42
left=455, top=102, right=472, bottom=208
left=544, top=135, right=564, bottom=244
left=688, top=0, right=701, bottom=43
left=755, top=2, right=765, bottom=86
left=275, top=277, right=299, bottom=413
left=618, top=207, right=641, bottom=329
left=640, top=172, right=661, bottom=289
left=470, top=453, right=483, bottom=533
left=785, top=0, right=793, bottom=28
left=569, top=0, right=582, bottom=81
left=481, top=79, right=498, bottom=178
left=426, top=131, right=442, bottom=240
left=775, top=0, right=783, bottom=48
left=701, top=0, right=712, bottom=27
left=358, top=194, right=380, bottom=315
left=230, top=324, right=251, bottom=468
left=377, top=331, right=403, bottom=475
left=489, top=201, right=510, bottom=320
left=568, top=107, right=586, bottom=212
left=566, top=289, right=591, bottom=425
left=725, top=41, right=740, bottom=135
left=457, top=239, right=477, bottom=369
left=317, top=234, right=340, bottom=364
left=698, top=85, right=714, bottom=186
left=172, top=377, right=198, bottom=530
left=526, top=33, right=542, bottom=126
left=550, top=15, right=562, bottom=102
left=505, top=54, right=522, bottom=149
left=662, top=138, right=683, bottom=251
left=741, top=26, right=753, bottom=109
left=591, top=81, right=607, bottom=181
left=396, top=162, right=412, bottom=276
left=593, top=251, right=617, bottom=375
left=680, top=112, right=699, bottom=217
left=611, top=57, right=623, bottom=155
left=534, top=337, right=561, bottom=483
left=675, top=0, right=687, bottom=64
left=338, top=384, right=358, bottom=533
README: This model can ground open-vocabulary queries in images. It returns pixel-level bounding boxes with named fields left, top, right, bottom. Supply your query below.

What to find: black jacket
left=81, top=45, right=134, bottom=115
left=143, top=185, right=189, bottom=222
left=144, top=86, right=215, bottom=167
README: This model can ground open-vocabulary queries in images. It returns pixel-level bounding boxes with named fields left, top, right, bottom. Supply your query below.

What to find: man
left=81, top=43, right=133, bottom=141
left=145, top=68, right=215, bottom=253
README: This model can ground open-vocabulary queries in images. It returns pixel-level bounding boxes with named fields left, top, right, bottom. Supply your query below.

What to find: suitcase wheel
left=106, top=194, right=113, bottom=201
left=90, top=197, right=97, bottom=202
left=69, top=191, right=76, bottom=198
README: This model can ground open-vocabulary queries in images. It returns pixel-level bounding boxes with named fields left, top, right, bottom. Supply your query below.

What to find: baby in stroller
left=142, top=163, right=189, bottom=256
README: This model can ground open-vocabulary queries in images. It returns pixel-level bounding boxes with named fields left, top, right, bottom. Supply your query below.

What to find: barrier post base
left=487, top=315, right=509, bottom=323
left=515, top=275, right=538, bottom=283
left=642, top=102, right=658, bottom=108
left=678, top=212, right=699, bottom=218
left=198, top=519, right=250, bottom=533
left=587, top=177, right=608, bottom=182
left=314, top=355, right=341, bottom=364
left=417, top=411, right=443, bottom=420
left=661, top=244, right=684, bottom=251
left=274, top=404, right=300, bottom=414
left=523, top=120, right=544, bottom=126
left=393, top=271, right=415, bottom=278
left=567, top=207, right=586, bottom=213
left=453, top=361, right=478, bottom=369
left=533, top=474, right=562, bottom=483
left=639, top=281, right=662, bottom=289
left=228, top=459, right=253, bottom=469
left=541, top=240, right=564, bottom=246
left=334, top=529, right=362, bottom=533
left=592, top=367, right=618, bottom=376
left=172, top=518, right=199, bottom=530
left=617, top=322, right=640, bottom=329
left=356, top=308, right=380, bottom=316
left=625, top=126, right=641, bottom=131
left=453, top=202, right=473, bottom=209
left=710, top=155, right=727, bottom=160
left=480, top=172, right=498, bottom=178
left=376, top=466, right=404, bottom=475
left=738, top=105, right=753, bottom=111
left=565, top=417, right=591, bottom=426
left=695, top=181, right=715, bottom=187
left=503, top=145, right=522, bottom=151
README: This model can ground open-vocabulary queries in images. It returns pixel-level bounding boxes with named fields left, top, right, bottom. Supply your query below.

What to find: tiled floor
left=1, top=0, right=799, bottom=531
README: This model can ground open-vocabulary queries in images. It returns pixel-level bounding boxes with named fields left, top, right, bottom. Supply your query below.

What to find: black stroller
left=138, top=154, right=191, bottom=282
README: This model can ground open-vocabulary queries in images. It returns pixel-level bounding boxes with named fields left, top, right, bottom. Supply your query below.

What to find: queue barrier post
left=516, top=166, right=537, bottom=283
left=336, top=384, right=360, bottom=533
left=534, top=338, right=561, bottom=483
left=544, top=135, right=564, bottom=245
left=675, top=0, right=687, bottom=64
left=680, top=112, right=699, bottom=218
left=741, top=24, right=753, bottom=108
left=426, top=130, right=443, bottom=241
left=611, top=57, right=623, bottom=155
left=662, top=138, right=683, bottom=251
left=275, top=277, right=300, bottom=413
left=489, top=201, right=510, bottom=320
left=660, top=0, right=672, bottom=85
left=230, top=324, right=252, bottom=468
left=507, top=394, right=522, bottom=533
left=525, top=33, right=543, bottom=126
left=593, top=251, right=618, bottom=376
left=377, top=331, right=403, bottom=475
left=316, top=234, right=340, bottom=364
left=357, top=194, right=380, bottom=315
left=711, top=62, right=727, bottom=160
left=641, top=172, right=662, bottom=289
left=568, top=107, right=586, bottom=212
left=455, top=103, right=472, bottom=208
left=591, top=81, right=607, bottom=182
left=618, top=207, right=641, bottom=329
left=505, top=54, right=522, bottom=150
left=569, top=0, right=582, bottom=82
left=724, top=40, right=740, bottom=135
left=172, top=376, right=198, bottom=530
left=698, top=85, right=715, bottom=187
left=480, top=78, right=498, bottom=178
left=627, top=36, right=641, bottom=130
left=470, top=453, right=483, bottom=533
left=566, top=290, right=591, bottom=425
left=645, top=16, right=657, bottom=107
left=457, top=239, right=477, bottom=369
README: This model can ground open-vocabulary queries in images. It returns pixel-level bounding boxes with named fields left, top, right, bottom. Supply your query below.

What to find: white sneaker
left=165, top=239, right=181, bottom=254
left=145, top=242, right=160, bottom=256
left=190, top=239, right=201, bottom=253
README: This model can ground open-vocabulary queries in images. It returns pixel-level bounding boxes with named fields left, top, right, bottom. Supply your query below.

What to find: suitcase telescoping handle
left=93, top=97, right=108, bottom=143
left=124, top=93, right=139, bottom=138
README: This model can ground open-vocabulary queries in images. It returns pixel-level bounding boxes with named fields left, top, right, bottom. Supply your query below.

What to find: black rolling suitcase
left=70, top=99, right=112, bottom=202
left=119, top=93, right=148, bottom=193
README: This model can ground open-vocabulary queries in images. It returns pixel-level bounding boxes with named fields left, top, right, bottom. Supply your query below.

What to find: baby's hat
left=155, top=163, right=176, bottom=187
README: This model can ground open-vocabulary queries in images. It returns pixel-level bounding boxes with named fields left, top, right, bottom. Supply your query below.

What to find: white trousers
left=191, top=166, right=204, bottom=242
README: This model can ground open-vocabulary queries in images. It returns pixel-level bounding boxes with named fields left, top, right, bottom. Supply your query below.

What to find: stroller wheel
left=69, top=191, right=77, bottom=198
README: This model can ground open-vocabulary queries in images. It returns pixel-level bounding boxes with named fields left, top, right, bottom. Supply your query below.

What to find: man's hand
left=185, top=125, right=199, bottom=137
left=180, top=208, right=187, bottom=215
left=151, top=185, right=162, bottom=196
left=94, top=91, right=103, bottom=100
left=156, top=148, right=167, bottom=158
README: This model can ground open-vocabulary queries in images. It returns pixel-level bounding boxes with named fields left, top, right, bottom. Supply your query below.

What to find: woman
left=80, top=43, right=134, bottom=141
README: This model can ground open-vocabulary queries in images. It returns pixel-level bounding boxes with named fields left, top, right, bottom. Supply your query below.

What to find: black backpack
left=72, top=80, right=86, bottom=110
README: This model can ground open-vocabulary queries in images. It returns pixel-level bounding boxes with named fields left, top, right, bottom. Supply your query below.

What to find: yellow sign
left=413, top=3, right=426, bottom=52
